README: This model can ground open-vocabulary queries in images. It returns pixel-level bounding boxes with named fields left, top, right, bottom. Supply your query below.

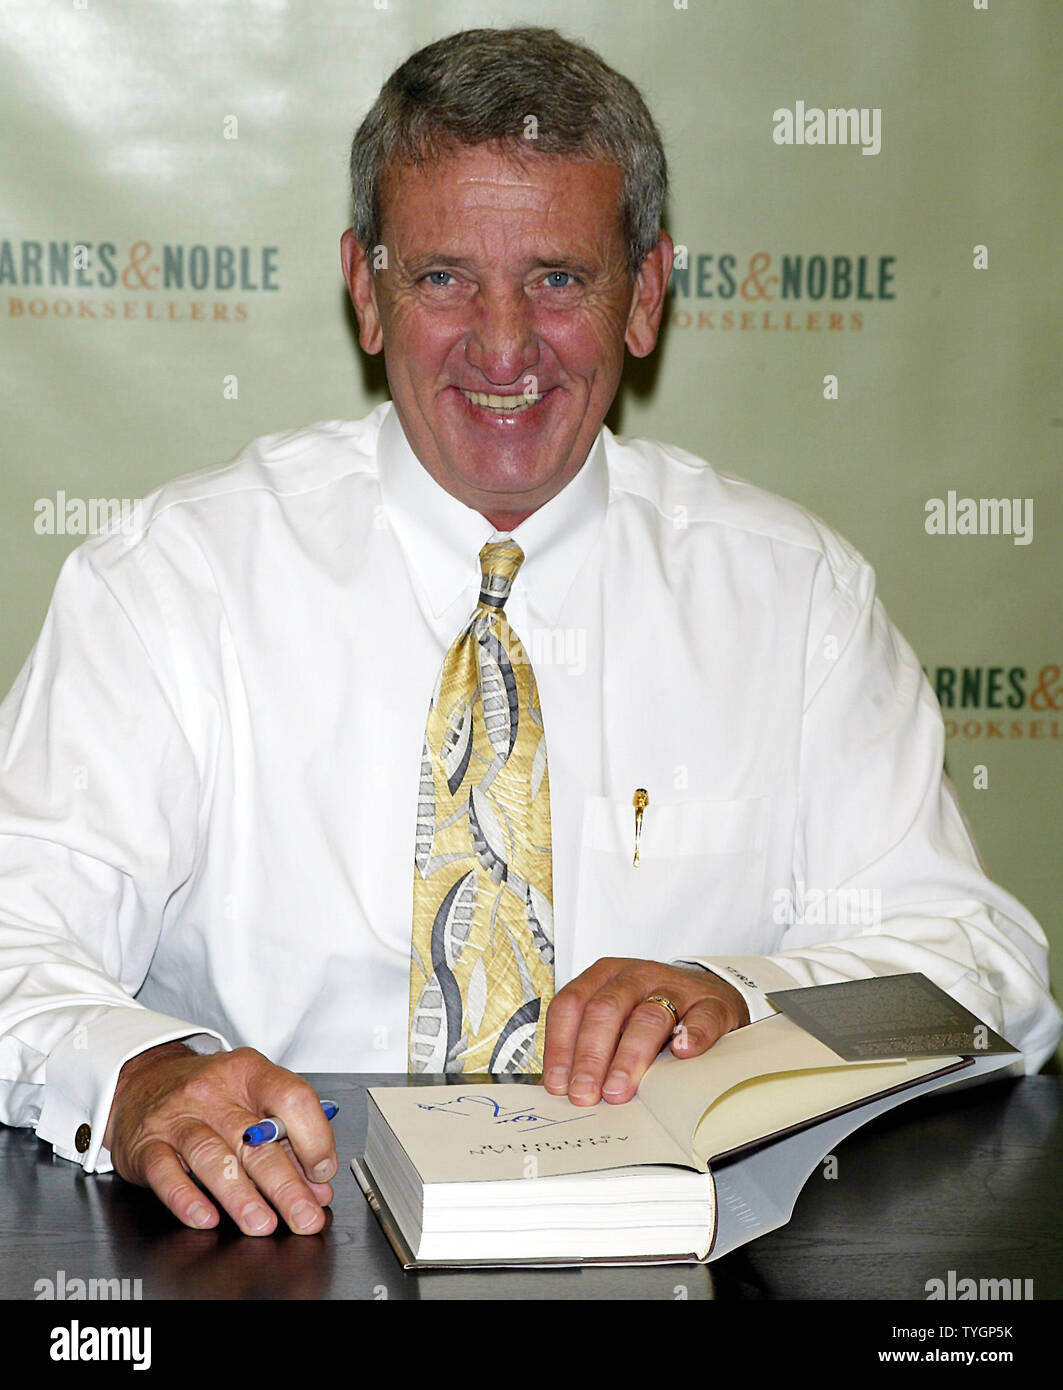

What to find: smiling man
left=0, top=26, right=1059, bottom=1240
left=340, top=150, right=654, bottom=529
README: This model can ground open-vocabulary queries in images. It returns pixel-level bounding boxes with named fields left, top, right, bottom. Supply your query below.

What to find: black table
left=3, top=1074, right=1059, bottom=1366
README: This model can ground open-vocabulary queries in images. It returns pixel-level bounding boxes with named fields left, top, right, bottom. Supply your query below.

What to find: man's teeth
left=462, top=390, right=543, bottom=412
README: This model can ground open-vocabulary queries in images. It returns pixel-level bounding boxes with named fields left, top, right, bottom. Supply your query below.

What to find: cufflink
left=74, top=1124, right=91, bottom=1154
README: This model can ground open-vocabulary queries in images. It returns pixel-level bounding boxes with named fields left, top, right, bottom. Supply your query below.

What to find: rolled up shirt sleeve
left=0, top=536, right=229, bottom=1169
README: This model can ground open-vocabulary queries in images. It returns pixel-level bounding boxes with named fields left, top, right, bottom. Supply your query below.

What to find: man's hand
left=103, top=1042, right=338, bottom=1236
left=543, top=959, right=750, bottom=1106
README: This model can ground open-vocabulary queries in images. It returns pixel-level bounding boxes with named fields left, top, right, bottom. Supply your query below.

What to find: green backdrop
left=1, top=0, right=1059, bottom=1063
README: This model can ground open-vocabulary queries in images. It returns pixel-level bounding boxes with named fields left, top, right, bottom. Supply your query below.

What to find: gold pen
left=632, top=788, right=649, bottom=866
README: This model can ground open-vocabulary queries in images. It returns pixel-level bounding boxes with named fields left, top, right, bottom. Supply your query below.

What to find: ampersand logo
left=1030, top=665, right=1063, bottom=712
left=740, top=252, right=778, bottom=301
left=120, top=240, right=159, bottom=290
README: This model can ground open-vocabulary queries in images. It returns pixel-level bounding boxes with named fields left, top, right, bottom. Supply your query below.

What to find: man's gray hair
left=348, top=26, right=668, bottom=279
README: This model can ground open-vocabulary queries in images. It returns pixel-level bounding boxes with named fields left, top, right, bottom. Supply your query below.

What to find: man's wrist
left=104, top=1039, right=196, bottom=1149
left=38, top=1009, right=231, bottom=1172
left=116, top=1038, right=194, bottom=1084
left=720, top=976, right=751, bottom=1030
left=673, top=955, right=801, bottom=1025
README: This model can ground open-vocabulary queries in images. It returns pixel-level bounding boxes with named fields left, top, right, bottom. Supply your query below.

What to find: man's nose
left=464, top=289, right=539, bottom=388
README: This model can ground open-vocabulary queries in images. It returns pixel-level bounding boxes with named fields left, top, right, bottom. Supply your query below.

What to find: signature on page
left=414, top=1094, right=595, bottom=1133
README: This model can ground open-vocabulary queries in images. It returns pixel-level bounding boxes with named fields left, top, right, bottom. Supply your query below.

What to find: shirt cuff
left=672, top=954, right=804, bottom=1024
left=37, top=1006, right=231, bottom=1173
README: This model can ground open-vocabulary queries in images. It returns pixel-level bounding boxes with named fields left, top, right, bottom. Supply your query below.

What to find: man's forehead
left=379, top=146, right=623, bottom=218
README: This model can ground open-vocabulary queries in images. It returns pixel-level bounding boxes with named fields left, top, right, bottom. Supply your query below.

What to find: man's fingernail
left=602, top=1070, right=628, bottom=1097
left=291, top=1200, right=320, bottom=1232
left=569, top=1073, right=596, bottom=1098
left=312, top=1160, right=333, bottom=1181
left=245, top=1205, right=274, bottom=1234
left=545, top=1068, right=568, bottom=1090
left=188, top=1202, right=213, bottom=1228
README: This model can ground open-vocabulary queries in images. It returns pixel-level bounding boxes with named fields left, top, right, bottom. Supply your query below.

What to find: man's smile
left=454, top=385, right=553, bottom=425
left=458, top=388, right=545, bottom=414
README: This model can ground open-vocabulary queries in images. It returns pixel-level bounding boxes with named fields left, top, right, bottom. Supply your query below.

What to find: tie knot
left=478, top=540, right=525, bottom=610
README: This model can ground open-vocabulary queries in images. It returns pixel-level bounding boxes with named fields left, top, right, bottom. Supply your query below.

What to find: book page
left=691, top=1052, right=961, bottom=1161
left=638, top=1011, right=933, bottom=1159
left=368, top=1083, right=695, bottom=1185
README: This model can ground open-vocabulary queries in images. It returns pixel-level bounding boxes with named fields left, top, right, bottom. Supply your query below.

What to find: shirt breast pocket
left=568, top=796, right=769, bottom=978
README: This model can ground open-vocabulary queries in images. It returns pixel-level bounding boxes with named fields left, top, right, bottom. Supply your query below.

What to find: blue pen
left=243, top=1099, right=339, bottom=1147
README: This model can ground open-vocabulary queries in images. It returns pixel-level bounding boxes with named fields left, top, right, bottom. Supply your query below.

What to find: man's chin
left=442, top=467, right=567, bottom=523
left=434, top=414, right=580, bottom=513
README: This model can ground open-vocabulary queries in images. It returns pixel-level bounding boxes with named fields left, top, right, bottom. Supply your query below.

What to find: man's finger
left=598, top=999, right=678, bottom=1104
left=277, top=1137, right=335, bottom=1207
left=670, top=995, right=738, bottom=1058
left=135, top=1136, right=220, bottom=1231
left=239, top=1138, right=329, bottom=1235
left=165, top=1116, right=283, bottom=1236
left=132, top=1121, right=278, bottom=1236
left=543, top=958, right=630, bottom=1095
left=563, top=982, right=654, bottom=1105
left=542, top=988, right=591, bottom=1095
left=242, top=1062, right=339, bottom=1186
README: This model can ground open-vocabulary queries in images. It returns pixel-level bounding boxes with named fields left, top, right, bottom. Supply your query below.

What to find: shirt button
left=74, top=1124, right=91, bottom=1154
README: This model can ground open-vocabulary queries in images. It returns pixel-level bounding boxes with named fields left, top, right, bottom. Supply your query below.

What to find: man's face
left=342, top=144, right=671, bottom=528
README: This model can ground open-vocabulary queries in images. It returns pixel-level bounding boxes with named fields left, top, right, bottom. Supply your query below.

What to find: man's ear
left=340, top=229, right=384, bottom=355
left=624, top=232, right=674, bottom=359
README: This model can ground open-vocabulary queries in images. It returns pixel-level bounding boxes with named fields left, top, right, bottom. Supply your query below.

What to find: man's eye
left=543, top=271, right=577, bottom=288
left=423, top=271, right=456, bottom=287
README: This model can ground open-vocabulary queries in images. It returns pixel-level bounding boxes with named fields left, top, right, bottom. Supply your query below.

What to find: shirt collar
left=377, top=402, right=608, bottom=626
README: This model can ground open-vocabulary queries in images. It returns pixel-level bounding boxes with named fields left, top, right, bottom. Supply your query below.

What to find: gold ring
left=643, top=995, right=680, bottom=1029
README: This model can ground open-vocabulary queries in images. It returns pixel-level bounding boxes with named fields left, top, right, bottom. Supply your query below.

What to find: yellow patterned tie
left=409, top=541, right=554, bottom=1074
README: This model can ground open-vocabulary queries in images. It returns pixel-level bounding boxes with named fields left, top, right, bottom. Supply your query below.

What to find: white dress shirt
left=0, top=401, right=1058, bottom=1173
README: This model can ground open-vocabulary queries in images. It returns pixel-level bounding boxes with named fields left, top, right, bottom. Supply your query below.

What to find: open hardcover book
left=353, top=975, right=1021, bottom=1268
